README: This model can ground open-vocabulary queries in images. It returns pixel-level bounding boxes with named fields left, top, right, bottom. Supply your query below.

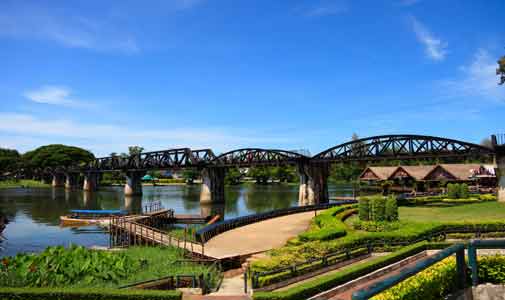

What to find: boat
left=60, top=209, right=128, bottom=227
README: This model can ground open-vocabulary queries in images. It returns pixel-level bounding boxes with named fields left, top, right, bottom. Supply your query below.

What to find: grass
left=399, top=201, right=505, bottom=222
left=0, top=179, right=50, bottom=189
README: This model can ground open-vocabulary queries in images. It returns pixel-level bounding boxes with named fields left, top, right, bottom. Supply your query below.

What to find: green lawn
left=0, top=179, right=50, bottom=189
left=399, top=202, right=505, bottom=222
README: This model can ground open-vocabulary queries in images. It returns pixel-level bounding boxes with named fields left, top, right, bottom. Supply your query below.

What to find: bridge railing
left=195, top=200, right=358, bottom=244
left=351, top=239, right=505, bottom=300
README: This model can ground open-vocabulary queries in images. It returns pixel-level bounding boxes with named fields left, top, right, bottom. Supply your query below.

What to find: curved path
left=203, top=211, right=316, bottom=259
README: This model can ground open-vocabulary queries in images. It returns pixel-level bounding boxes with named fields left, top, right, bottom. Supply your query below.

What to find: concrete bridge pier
left=200, top=167, right=226, bottom=204
left=124, top=171, right=145, bottom=196
left=83, top=172, right=99, bottom=191
left=51, top=174, right=64, bottom=187
left=298, top=162, right=329, bottom=206
left=65, top=173, right=79, bottom=189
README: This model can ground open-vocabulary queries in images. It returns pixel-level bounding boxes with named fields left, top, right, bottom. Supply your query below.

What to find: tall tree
left=0, top=148, right=21, bottom=173
left=23, top=145, right=95, bottom=169
left=128, top=146, right=144, bottom=156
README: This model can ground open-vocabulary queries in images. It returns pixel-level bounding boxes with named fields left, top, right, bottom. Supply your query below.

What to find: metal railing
left=109, top=216, right=205, bottom=256
left=196, top=200, right=358, bottom=243
left=143, top=200, right=163, bottom=214
left=352, top=239, right=505, bottom=300
left=250, top=223, right=505, bottom=289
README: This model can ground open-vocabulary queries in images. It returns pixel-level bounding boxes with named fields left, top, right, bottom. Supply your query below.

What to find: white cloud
left=23, top=85, right=92, bottom=108
left=304, top=1, right=348, bottom=17
left=0, top=113, right=296, bottom=156
left=441, top=49, right=505, bottom=103
left=0, top=4, right=139, bottom=53
left=409, top=16, right=447, bottom=61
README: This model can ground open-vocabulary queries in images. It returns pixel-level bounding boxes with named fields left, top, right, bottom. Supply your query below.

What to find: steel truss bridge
left=42, top=134, right=496, bottom=174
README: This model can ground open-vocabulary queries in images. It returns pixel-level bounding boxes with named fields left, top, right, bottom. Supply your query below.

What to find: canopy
left=142, top=174, right=154, bottom=181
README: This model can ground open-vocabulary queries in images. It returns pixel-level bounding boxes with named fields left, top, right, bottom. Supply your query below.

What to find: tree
left=481, top=137, right=494, bottom=148
left=23, top=144, right=95, bottom=169
left=271, top=165, right=297, bottom=183
left=247, top=166, right=271, bottom=184
left=0, top=148, right=21, bottom=173
left=225, top=167, right=242, bottom=185
left=182, top=169, right=199, bottom=184
left=498, top=55, right=505, bottom=85
left=128, top=146, right=144, bottom=156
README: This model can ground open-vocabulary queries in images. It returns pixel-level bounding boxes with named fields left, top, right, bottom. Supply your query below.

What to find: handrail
left=196, top=200, right=357, bottom=243
left=352, top=239, right=505, bottom=300
left=251, top=223, right=505, bottom=288
left=352, top=243, right=467, bottom=300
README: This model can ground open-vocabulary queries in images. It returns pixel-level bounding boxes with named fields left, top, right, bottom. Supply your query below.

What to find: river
left=0, top=184, right=353, bottom=257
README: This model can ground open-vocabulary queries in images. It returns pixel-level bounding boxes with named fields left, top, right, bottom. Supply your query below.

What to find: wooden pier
left=109, top=214, right=208, bottom=257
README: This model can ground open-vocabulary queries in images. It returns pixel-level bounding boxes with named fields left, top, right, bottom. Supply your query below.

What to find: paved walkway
left=203, top=211, right=316, bottom=259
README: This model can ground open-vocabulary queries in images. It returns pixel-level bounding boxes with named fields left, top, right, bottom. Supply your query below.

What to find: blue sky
left=0, top=0, right=504, bottom=157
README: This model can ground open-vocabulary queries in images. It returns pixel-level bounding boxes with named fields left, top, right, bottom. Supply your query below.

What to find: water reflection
left=0, top=183, right=352, bottom=256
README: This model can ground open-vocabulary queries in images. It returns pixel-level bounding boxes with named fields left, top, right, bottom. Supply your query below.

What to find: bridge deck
left=202, top=211, right=316, bottom=259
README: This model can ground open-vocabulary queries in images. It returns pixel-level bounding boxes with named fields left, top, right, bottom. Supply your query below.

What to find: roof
left=360, top=166, right=398, bottom=180
left=390, top=166, right=434, bottom=180
left=439, top=164, right=482, bottom=180
left=359, top=163, right=495, bottom=181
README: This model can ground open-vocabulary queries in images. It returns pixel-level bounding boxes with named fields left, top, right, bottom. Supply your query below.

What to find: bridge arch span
left=312, top=134, right=494, bottom=162
left=213, top=148, right=308, bottom=167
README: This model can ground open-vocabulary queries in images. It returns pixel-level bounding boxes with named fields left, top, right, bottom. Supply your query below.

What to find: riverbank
left=0, top=179, right=50, bottom=189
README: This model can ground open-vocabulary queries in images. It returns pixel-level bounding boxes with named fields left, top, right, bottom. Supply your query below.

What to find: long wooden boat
left=60, top=209, right=128, bottom=227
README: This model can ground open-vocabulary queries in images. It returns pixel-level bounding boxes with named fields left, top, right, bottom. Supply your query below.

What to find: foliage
left=156, top=178, right=186, bottom=184
left=0, top=245, right=135, bottom=287
left=0, top=179, right=50, bottom=189
left=252, top=242, right=428, bottom=300
left=385, top=196, right=398, bottom=221
left=0, top=245, right=220, bottom=289
left=0, top=148, right=21, bottom=173
left=371, top=196, right=386, bottom=222
left=248, top=166, right=272, bottom=184
left=23, top=144, right=94, bottom=169
left=182, top=169, right=199, bottom=184
left=251, top=202, right=505, bottom=274
left=329, top=162, right=363, bottom=183
left=298, top=206, right=356, bottom=242
left=352, top=220, right=401, bottom=232
left=372, top=257, right=458, bottom=300
left=271, top=165, right=297, bottom=183
left=0, top=287, right=181, bottom=300
left=225, top=167, right=242, bottom=185
left=359, top=195, right=396, bottom=222
left=478, top=255, right=505, bottom=284
left=359, top=197, right=370, bottom=221
left=398, top=193, right=496, bottom=206
left=127, top=146, right=144, bottom=156
left=447, top=183, right=469, bottom=199
left=380, top=180, right=393, bottom=195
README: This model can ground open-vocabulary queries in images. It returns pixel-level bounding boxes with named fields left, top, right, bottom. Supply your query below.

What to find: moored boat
left=60, top=209, right=128, bottom=227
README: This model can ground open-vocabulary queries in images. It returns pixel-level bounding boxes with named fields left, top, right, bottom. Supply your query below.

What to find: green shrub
left=478, top=255, right=505, bottom=284
left=298, top=206, right=355, bottom=242
left=371, top=196, right=386, bottom=222
left=352, top=220, right=401, bottom=232
left=459, top=183, right=469, bottom=199
left=0, top=287, right=181, bottom=300
left=479, top=194, right=497, bottom=201
left=359, top=198, right=370, bottom=221
left=385, top=196, right=398, bottom=221
left=372, top=258, right=458, bottom=300
left=447, top=183, right=458, bottom=199
left=253, top=242, right=428, bottom=300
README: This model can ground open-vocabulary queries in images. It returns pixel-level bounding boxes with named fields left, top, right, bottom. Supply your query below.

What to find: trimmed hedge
left=252, top=242, right=428, bottom=300
left=298, top=206, right=354, bottom=242
left=372, top=258, right=458, bottom=300
left=359, top=197, right=370, bottom=221
left=0, top=288, right=182, bottom=300
left=399, top=193, right=496, bottom=206
left=385, top=196, right=398, bottom=222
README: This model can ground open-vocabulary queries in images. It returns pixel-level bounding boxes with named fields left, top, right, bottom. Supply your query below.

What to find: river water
left=0, top=184, right=353, bottom=257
